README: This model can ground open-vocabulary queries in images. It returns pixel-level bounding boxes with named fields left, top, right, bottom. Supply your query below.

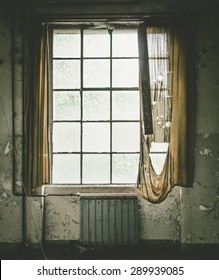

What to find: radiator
left=80, top=194, right=138, bottom=245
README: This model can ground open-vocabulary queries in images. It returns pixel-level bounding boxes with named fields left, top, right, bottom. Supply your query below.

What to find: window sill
left=40, top=185, right=137, bottom=196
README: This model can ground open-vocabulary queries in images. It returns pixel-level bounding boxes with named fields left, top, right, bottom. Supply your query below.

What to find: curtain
left=138, top=26, right=187, bottom=203
left=23, top=22, right=50, bottom=196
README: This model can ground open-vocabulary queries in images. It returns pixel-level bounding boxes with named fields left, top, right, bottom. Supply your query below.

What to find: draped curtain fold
left=138, top=25, right=188, bottom=203
left=24, top=23, right=50, bottom=195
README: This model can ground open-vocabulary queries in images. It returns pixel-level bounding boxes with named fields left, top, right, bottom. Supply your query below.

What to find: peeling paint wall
left=181, top=16, right=219, bottom=244
left=139, top=187, right=180, bottom=241
left=0, top=17, right=22, bottom=242
left=44, top=196, right=80, bottom=241
left=0, top=0, right=219, bottom=245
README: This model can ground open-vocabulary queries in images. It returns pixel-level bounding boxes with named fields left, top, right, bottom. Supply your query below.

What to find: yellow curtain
left=138, top=26, right=187, bottom=203
left=24, top=22, right=50, bottom=195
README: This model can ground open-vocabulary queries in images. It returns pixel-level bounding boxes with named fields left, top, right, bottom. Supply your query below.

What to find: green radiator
left=80, top=194, right=138, bottom=245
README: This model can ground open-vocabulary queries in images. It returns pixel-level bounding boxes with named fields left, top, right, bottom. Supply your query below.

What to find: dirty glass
left=84, top=59, right=110, bottom=87
left=52, top=28, right=140, bottom=185
left=112, top=122, right=140, bottom=152
left=83, top=123, right=110, bottom=152
left=53, top=123, right=80, bottom=152
left=112, top=91, right=139, bottom=120
left=53, top=30, right=81, bottom=58
left=83, top=91, right=110, bottom=120
left=83, top=154, right=110, bottom=184
left=53, top=60, right=80, bottom=89
left=53, top=154, right=80, bottom=183
left=84, top=30, right=110, bottom=57
left=112, top=59, right=139, bottom=87
left=112, top=30, right=138, bottom=57
left=112, top=154, right=139, bottom=183
left=53, top=91, right=80, bottom=120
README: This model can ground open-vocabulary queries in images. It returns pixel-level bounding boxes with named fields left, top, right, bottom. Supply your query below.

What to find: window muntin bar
left=51, top=28, right=140, bottom=185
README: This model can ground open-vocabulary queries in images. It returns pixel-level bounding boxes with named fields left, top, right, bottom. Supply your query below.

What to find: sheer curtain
left=138, top=26, right=188, bottom=203
left=24, top=22, right=50, bottom=195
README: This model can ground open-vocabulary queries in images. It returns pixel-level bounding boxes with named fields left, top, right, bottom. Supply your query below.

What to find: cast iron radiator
left=80, top=194, right=138, bottom=245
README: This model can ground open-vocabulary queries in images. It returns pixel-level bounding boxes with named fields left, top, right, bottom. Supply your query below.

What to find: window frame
left=48, top=23, right=141, bottom=186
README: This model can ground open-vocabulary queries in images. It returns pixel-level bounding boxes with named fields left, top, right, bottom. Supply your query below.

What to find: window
left=50, top=27, right=140, bottom=185
left=24, top=21, right=188, bottom=198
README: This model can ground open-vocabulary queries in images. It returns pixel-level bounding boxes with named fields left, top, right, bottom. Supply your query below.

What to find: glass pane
left=83, top=154, right=110, bottom=184
left=84, top=59, right=110, bottom=88
left=150, top=142, right=169, bottom=153
left=83, top=123, right=110, bottom=152
left=53, top=123, right=80, bottom=152
left=53, top=91, right=80, bottom=120
left=53, top=60, right=80, bottom=89
left=53, top=30, right=80, bottom=58
left=149, top=58, right=168, bottom=88
left=149, top=153, right=167, bottom=175
left=112, top=154, right=139, bottom=184
left=112, top=59, right=138, bottom=87
left=84, top=30, right=110, bottom=57
left=112, top=122, right=140, bottom=152
left=83, top=91, right=110, bottom=120
left=52, top=154, right=80, bottom=184
left=112, top=91, right=140, bottom=120
left=147, top=33, right=168, bottom=58
left=112, top=30, right=138, bottom=57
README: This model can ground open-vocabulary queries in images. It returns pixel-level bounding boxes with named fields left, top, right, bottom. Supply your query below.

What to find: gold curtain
left=138, top=26, right=187, bottom=203
left=24, top=22, right=50, bottom=195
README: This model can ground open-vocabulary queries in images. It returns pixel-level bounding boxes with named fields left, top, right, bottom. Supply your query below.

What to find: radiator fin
left=80, top=195, right=138, bottom=245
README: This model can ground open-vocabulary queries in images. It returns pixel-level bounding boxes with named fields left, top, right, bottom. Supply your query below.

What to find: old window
left=24, top=21, right=189, bottom=199
left=50, top=27, right=140, bottom=185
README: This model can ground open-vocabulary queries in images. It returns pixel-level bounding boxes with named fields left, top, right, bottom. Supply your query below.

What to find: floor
left=1, top=242, right=219, bottom=260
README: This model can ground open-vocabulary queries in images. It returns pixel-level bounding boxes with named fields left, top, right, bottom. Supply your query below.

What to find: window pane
left=147, top=33, right=168, bottom=58
left=53, top=123, right=80, bottom=152
left=112, top=91, right=139, bottom=120
left=112, top=154, right=139, bottom=184
left=83, top=123, right=110, bottom=152
left=112, top=30, right=138, bottom=57
left=84, top=59, right=110, bottom=88
left=149, top=153, right=167, bottom=175
left=112, top=59, right=139, bottom=87
left=83, top=91, right=110, bottom=120
left=53, top=60, right=80, bottom=89
left=83, top=154, right=110, bottom=184
left=53, top=30, right=80, bottom=58
left=149, top=59, right=168, bottom=88
left=53, top=91, right=80, bottom=120
left=112, top=122, right=140, bottom=152
left=53, top=154, right=80, bottom=183
left=150, top=142, right=169, bottom=153
left=84, top=30, right=110, bottom=57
